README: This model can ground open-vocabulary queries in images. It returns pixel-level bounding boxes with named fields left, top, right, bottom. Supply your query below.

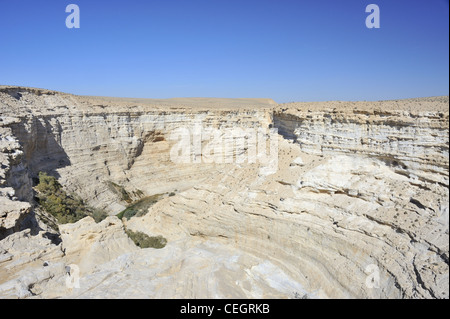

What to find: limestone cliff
left=0, top=86, right=448, bottom=299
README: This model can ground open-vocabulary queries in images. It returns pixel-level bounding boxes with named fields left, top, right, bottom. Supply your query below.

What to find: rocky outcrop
left=0, top=86, right=448, bottom=299
left=273, top=101, right=449, bottom=186
left=0, top=228, right=64, bottom=298
left=0, top=117, right=34, bottom=239
left=0, top=216, right=134, bottom=298
left=59, top=216, right=139, bottom=274
left=0, top=198, right=31, bottom=240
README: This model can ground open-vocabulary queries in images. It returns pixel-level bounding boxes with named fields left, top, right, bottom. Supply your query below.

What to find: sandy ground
left=1, top=85, right=447, bottom=112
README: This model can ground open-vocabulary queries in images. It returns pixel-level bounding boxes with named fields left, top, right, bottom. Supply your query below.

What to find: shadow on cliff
left=11, top=117, right=71, bottom=181
left=272, top=113, right=298, bottom=142
left=9, top=117, right=71, bottom=241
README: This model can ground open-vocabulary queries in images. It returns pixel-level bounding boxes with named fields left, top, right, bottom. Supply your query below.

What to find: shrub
left=90, top=208, right=109, bottom=223
left=116, top=195, right=161, bottom=220
left=35, top=172, right=107, bottom=224
left=125, top=229, right=167, bottom=249
left=106, top=181, right=132, bottom=203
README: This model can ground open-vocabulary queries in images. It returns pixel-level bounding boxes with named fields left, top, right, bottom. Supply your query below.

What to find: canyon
left=0, top=86, right=448, bottom=299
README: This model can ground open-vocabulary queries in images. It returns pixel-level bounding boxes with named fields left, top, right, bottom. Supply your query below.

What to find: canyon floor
left=0, top=86, right=448, bottom=299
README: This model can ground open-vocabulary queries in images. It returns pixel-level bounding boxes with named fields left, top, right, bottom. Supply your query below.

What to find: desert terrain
left=0, top=86, right=448, bottom=298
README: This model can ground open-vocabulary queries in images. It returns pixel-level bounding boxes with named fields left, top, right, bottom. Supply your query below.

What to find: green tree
left=35, top=172, right=107, bottom=224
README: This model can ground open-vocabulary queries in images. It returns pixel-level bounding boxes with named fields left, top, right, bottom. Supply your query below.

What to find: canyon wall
left=0, top=87, right=448, bottom=298
left=0, top=87, right=273, bottom=214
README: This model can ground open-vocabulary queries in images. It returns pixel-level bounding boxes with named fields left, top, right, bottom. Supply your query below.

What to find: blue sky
left=0, top=0, right=448, bottom=103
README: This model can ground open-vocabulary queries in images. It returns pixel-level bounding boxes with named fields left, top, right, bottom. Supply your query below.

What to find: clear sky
left=0, top=0, right=448, bottom=103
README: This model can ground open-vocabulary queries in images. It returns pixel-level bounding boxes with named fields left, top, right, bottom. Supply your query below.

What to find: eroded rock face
left=0, top=228, right=64, bottom=298
left=0, top=86, right=448, bottom=299
left=0, top=87, right=274, bottom=214
left=0, top=117, right=34, bottom=239
left=59, top=216, right=139, bottom=274
left=273, top=103, right=449, bottom=186
left=0, top=198, right=31, bottom=240
left=126, top=140, right=448, bottom=298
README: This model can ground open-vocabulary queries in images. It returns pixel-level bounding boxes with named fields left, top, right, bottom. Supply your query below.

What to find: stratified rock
left=59, top=216, right=139, bottom=273
left=0, top=86, right=448, bottom=299
left=0, top=197, right=31, bottom=240
left=0, top=228, right=64, bottom=298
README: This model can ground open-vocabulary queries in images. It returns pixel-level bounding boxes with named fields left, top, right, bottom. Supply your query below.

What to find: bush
left=116, top=195, right=161, bottom=220
left=90, top=208, right=109, bottom=223
left=35, top=172, right=107, bottom=224
left=116, top=207, right=138, bottom=220
left=125, top=229, right=167, bottom=249
left=106, top=181, right=132, bottom=203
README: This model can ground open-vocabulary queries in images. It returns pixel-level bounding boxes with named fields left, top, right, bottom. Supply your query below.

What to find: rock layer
left=0, top=86, right=448, bottom=299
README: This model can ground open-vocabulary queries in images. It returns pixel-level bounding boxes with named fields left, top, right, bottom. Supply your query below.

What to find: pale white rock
left=0, top=87, right=448, bottom=299
left=0, top=197, right=31, bottom=239
left=50, top=239, right=312, bottom=299
left=59, top=216, right=139, bottom=273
